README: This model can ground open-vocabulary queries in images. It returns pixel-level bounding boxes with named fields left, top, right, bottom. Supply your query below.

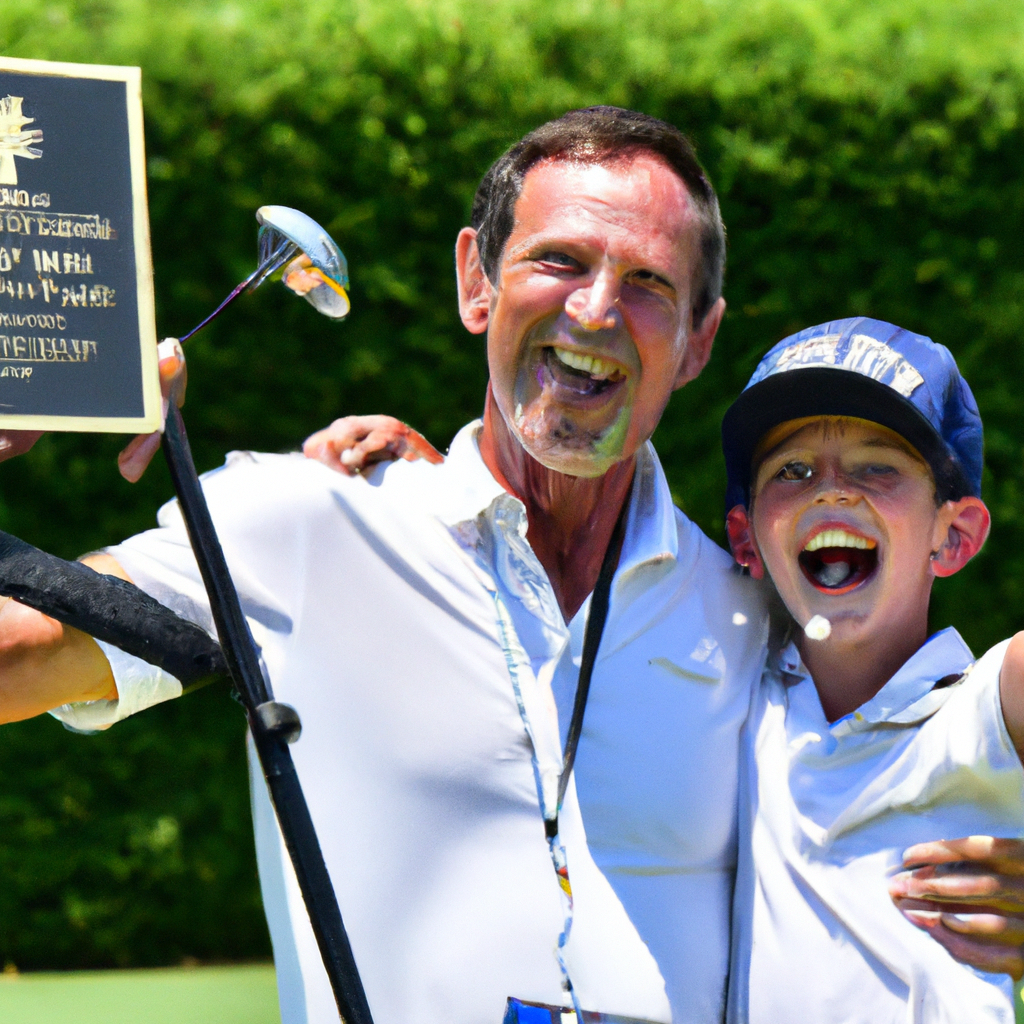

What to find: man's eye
left=628, top=269, right=672, bottom=290
left=537, top=252, right=580, bottom=270
left=777, top=462, right=813, bottom=481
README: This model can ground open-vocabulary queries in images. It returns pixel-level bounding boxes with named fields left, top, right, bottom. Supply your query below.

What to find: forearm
left=999, top=631, right=1024, bottom=763
left=0, top=595, right=116, bottom=724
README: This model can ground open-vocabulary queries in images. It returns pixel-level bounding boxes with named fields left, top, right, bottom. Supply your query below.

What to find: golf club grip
left=0, top=530, right=227, bottom=687
left=161, top=408, right=375, bottom=1024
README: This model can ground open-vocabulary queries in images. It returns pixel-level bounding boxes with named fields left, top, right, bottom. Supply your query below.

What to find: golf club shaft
left=179, top=239, right=295, bottom=344
left=161, top=407, right=374, bottom=1024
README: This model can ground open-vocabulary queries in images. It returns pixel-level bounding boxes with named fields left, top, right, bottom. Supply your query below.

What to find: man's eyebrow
left=503, top=236, right=588, bottom=261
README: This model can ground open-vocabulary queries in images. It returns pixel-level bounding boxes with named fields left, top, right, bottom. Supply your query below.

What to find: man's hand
left=117, top=338, right=188, bottom=483
left=303, top=415, right=443, bottom=476
left=0, top=429, right=44, bottom=462
left=0, top=339, right=187, bottom=483
left=889, top=836, right=1024, bottom=979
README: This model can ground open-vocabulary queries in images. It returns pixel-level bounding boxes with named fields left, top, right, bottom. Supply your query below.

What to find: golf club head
left=255, top=206, right=350, bottom=320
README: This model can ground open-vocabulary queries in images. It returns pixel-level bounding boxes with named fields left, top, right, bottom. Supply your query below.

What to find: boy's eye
left=777, top=461, right=813, bottom=482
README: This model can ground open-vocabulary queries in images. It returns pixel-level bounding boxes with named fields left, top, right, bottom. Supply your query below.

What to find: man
left=0, top=107, right=761, bottom=1023
left=0, top=107, right=1018, bottom=1022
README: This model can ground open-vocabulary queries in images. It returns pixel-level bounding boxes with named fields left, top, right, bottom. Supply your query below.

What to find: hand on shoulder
left=303, top=415, right=443, bottom=476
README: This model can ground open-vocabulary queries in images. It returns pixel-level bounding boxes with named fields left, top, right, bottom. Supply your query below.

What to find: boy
left=321, top=316, right=1024, bottom=1021
left=721, top=317, right=1024, bottom=1022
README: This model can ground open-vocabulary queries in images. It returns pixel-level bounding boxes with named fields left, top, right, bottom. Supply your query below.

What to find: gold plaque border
left=0, top=56, right=161, bottom=434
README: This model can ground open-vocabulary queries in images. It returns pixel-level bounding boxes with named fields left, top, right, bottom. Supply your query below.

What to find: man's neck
left=478, top=388, right=634, bottom=622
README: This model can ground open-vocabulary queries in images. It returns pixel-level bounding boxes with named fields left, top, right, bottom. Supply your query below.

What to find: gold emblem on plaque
left=0, top=96, right=43, bottom=186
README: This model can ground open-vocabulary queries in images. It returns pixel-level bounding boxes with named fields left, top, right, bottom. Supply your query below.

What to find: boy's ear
left=931, top=497, right=991, bottom=578
left=726, top=504, right=765, bottom=580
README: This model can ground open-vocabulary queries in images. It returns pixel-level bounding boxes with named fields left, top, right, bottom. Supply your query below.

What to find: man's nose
left=565, top=270, right=621, bottom=331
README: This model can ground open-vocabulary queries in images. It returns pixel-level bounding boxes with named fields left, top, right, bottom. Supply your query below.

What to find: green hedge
left=2, top=0, right=1024, bottom=967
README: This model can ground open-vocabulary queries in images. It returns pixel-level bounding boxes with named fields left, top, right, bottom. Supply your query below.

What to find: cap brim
left=721, top=366, right=956, bottom=507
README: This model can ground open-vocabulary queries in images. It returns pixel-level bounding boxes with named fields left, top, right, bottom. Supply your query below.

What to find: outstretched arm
left=0, top=341, right=187, bottom=724
left=0, top=554, right=130, bottom=724
left=888, top=632, right=1024, bottom=979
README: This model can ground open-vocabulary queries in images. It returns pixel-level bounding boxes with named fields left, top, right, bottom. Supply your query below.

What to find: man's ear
left=674, top=297, right=725, bottom=390
left=456, top=228, right=491, bottom=335
left=726, top=503, right=765, bottom=579
left=931, top=497, right=991, bottom=578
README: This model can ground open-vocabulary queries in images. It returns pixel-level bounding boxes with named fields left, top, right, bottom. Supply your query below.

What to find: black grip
left=0, top=530, right=227, bottom=687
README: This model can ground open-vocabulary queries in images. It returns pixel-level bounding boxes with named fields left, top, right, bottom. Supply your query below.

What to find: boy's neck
left=795, top=611, right=930, bottom=722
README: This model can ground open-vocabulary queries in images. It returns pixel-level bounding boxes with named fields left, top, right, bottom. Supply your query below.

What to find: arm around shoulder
left=998, top=631, right=1024, bottom=764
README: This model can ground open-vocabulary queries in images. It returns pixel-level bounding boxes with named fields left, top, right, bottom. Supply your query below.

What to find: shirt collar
left=773, top=625, right=975, bottom=729
left=420, top=420, right=507, bottom=527
left=422, top=419, right=678, bottom=573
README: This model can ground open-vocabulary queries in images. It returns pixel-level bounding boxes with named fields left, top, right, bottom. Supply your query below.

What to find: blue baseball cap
left=721, top=317, right=983, bottom=510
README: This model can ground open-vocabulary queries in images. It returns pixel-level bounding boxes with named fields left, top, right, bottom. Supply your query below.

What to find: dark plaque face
left=0, top=58, right=159, bottom=433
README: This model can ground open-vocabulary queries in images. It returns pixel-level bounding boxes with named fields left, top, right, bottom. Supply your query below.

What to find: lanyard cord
left=547, top=508, right=626, bottom=839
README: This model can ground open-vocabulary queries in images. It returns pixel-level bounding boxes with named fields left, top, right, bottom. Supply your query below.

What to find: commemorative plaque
left=0, top=56, right=160, bottom=432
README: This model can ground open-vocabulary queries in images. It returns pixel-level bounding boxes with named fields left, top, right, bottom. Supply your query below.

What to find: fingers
left=942, top=911, right=1024, bottom=945
left=116, top=338, right=186, bottom=484
left=118, top=430, right=163, bottom=483
left=890, top=864, right=1024, bottom=911
left=401, top=427, right=445, bottom=465
left=303, top=416, right=444, bottom=476
left=157, top=337, right=187, bottom=408
left=0, top=430, right=44, bottom=463
left=901, top=911, right=1024, bottom=980
left=902, top=836, right=1024, bottom=872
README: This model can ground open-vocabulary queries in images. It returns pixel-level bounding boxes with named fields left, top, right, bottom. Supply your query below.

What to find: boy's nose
left=565, top=270, right=621, bottom=331
left=813, top=466, right=857, bottom=504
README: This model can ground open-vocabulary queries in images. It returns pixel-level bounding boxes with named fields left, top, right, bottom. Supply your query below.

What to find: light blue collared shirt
left=730, top=629, right=1024, bottom=1024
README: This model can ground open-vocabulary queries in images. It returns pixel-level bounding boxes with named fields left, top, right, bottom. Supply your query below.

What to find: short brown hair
left=470, top=106, right=726, bottom=326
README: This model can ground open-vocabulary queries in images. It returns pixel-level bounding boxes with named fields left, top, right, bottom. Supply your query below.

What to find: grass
left=0, top=963, right=1015, bottom=1021
left=0, top=964, right=280, bottom=1024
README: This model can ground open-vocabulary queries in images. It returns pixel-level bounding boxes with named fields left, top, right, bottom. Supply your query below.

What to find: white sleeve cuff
left=48, top=639, right=183, bottom=734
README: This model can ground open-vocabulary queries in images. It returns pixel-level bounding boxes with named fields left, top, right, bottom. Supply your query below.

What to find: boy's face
left=738, top=417, right=973, bottom=646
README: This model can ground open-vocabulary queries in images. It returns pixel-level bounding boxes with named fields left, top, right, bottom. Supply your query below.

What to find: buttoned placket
left=774, top=626, right=975, bottom=744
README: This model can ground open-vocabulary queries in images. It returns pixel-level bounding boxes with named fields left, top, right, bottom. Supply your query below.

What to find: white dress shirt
left=55, top=422, right=767, bottom=1024
left=728, top=628, right=1023, bottom=1024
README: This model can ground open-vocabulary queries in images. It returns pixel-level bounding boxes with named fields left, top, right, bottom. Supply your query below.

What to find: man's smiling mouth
left=542, top=346, right=628, bottom=397
left=798, top=528, right=879, bottom=593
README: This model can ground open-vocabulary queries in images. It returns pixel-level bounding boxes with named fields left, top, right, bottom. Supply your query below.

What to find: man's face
left=748, top=417, right=948, bottom=645
left=475, top=155, right=716, bottom=478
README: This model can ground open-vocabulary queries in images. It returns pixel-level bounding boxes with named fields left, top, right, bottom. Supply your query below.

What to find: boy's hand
left=303, top=415, right=443, bottom=476
left=889, top=836, right=1024, bottom=979
left=117, top=338, right=187, bottom=483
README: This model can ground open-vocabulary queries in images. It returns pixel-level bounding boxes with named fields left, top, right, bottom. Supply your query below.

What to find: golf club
left=163, top=205, right=371, bottom=1024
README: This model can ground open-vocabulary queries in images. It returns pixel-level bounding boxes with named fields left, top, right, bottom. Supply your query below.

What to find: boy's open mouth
left=543, top=346, right=627, bottom=398
left=798, top=528, right=878, bottom=594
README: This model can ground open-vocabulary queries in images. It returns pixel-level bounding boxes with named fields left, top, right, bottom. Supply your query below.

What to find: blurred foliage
left=2, top=0, right=1024, bottom=967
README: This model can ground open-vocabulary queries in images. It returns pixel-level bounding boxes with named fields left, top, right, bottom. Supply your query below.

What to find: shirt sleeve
left=48, top=639, right=183, bottom=734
